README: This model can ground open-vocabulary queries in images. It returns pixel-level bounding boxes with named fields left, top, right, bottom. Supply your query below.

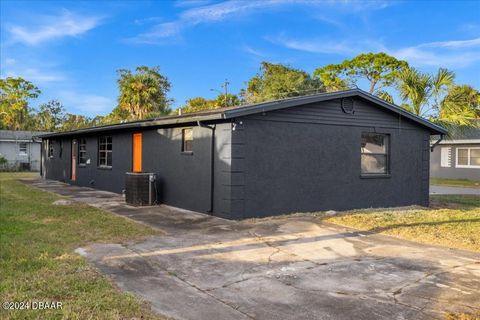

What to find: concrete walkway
left=430, top=185, right=480, bottom=195
left=23, top=179, right=480, bottom=320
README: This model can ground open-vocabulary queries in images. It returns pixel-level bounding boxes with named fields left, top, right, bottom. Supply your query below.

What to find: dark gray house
left=431, top=125, right=480, bottom=181
left=39, top=89, right=447, bottom=219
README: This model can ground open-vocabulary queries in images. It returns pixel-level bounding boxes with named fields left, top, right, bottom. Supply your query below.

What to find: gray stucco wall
left=431, top=143, right=480, bottom=181
left=228, top=97, right=431, bottom=218
left=0, top=141, right=42, bottom=171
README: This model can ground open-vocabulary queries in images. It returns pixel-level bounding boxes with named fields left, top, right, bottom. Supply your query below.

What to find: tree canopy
left=0, top=57, right=478, bottom=132
left=0, top=77, right=41, bottom=130
left=314, top=52, right=408, bottom=94
left=241, top=62, right=324, bottom=103
left=181, top=93, right=240, bottom=114
left=35, top=99, right=66, bottom=131
left=116, top=66, right=172, bottom=120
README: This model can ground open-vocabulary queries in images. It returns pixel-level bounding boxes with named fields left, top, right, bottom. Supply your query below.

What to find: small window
left=456, top=147, right=480, bottom=168
left=182, top=128, right=193, bottom=153
left=78, top=139, right=87, bottom=165
left=48, top=141, right=54, bottom=158
left=98, top=136, right=112, bottom=167
left=19, top=143, right=27, bottom=155
left=361, top=132, right=390, bottom=176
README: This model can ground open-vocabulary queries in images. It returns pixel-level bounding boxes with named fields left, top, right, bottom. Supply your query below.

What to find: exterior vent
left=341, top=98, right=355, bottom=114
left=125, top=172, right=158, bottom=206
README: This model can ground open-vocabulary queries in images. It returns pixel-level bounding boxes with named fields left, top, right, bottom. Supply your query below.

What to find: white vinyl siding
left=455, top=147, right=480, bottom=168
left=440, top=147, right=451, bottom=167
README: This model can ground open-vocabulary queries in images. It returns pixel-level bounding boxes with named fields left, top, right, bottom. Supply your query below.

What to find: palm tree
left=117, top=66, right=171, bottom=121
left=375, top=90, right=394, bottom=104
left=396, top=67, right=432, bottom=116
left=437, top=85, right=479, bottom=127
left=432, top=68, right=455, bottom=110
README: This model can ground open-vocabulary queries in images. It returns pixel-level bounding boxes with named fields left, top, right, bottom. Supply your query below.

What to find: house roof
left=439, top=122, right=480, bottom=144
left=38, top=89, right=447, bottom=139
left=0, top=130, right=50, bottom=142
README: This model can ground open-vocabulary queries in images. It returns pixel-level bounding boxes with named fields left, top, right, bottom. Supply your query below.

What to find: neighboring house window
left=19, top=142, right=27, bottom=156
left=440, top=147, right=452, bottom=167
left=78, top=139, right=87, bottom=165
left=182, top=128, right=193, bottom=153
left=361, top=132, right=390, bottom=176
left=98, top=136, right=112, bottom=167
left=48, top=141, right=54, bottom=158
left=456, top=147, right=480, bottom=168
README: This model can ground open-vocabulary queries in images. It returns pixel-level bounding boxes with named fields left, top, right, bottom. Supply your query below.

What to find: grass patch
left=431, top=178, right=480, bottom=188
left=325, top=195, right=480, bottom=252
left=0, top=173, right=163, bottom=319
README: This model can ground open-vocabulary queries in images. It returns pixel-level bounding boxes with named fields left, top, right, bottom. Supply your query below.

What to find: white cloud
left=417, top=37, right=480, bottom=49
left=59, top=91, right=113, bottom=115
left=390, top=38, right=480, bottom=68
left=241, top=45, right=268, bottom=58
left=1, top=67, right=65, bottom=84
left=268, top=34, right=386, bottom=56
left=271, top=33, right=480, bottom=68
left=129, top=0, right=391, bottom=44
left=7, top=10, right=103, bottom=46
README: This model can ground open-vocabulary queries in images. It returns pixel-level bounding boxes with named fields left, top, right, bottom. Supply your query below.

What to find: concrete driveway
left=430, top=185, right=480, bottom=195
left=24, top=179, right=480, bottom=320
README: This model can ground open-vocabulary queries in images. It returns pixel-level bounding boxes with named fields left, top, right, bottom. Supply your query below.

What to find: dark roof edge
left=223, top=89, right=447, bottom=135
left=37, top=113, right=224, bottom=138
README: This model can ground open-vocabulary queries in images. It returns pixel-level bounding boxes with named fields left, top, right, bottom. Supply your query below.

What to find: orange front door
left=132, top=133, right=142, bottom=173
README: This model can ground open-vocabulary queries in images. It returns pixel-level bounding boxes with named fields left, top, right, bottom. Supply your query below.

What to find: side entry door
left=71, top=139, right=77, bottom=181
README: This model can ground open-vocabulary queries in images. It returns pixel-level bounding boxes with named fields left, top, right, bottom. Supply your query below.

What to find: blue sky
left=1, top=0, right=479, bottom=117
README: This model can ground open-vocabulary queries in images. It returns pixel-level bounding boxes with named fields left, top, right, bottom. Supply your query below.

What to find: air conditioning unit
left=125, top=172, right=157, bottom=206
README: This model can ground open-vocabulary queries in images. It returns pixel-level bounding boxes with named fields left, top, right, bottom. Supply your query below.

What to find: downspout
left=197, top=121, right=216, bottom=213
left=430, top=134, right=444, bottom=152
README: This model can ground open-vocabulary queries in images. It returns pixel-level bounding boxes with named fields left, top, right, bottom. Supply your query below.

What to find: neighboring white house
left=0, top=130, right=49, bottom=171
left=431, top=126, right=480, bottom=181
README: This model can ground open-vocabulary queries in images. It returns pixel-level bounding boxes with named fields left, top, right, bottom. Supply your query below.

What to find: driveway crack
left=126, top=245, right=257, bottom=320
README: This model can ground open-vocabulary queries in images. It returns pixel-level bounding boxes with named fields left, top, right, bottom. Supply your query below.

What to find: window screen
left=182, top=128, right=193, bottom=153
left=361, top=133, right=390, bottom=175
left=98, top=137, right=112, bottom=167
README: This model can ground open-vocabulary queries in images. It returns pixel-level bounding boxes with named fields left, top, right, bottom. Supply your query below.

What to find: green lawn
left=0, top=172, right=163, bottom=319
left=431, top=178, right=480, bottom=188
left=326, top=194, right=480, bottom=252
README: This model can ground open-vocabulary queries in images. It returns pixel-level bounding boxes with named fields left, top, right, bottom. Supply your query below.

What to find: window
left=456, top=147, right=480, bottom=168
left=98, top=136, right=112, bottom=167
left=361, top=132, right=390, bottom=176
left=19, top=142, right=27, bottom=155
left=182, top=128, right=193, bottom=153
left=48, top=141, right=54, bottom=158
left=78, top=139, right=87, bottom=165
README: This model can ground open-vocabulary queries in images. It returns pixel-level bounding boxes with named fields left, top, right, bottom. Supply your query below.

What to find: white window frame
left=455, top=147, right=480, bottom=169
left=19, top=142, right=28, bottom=156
